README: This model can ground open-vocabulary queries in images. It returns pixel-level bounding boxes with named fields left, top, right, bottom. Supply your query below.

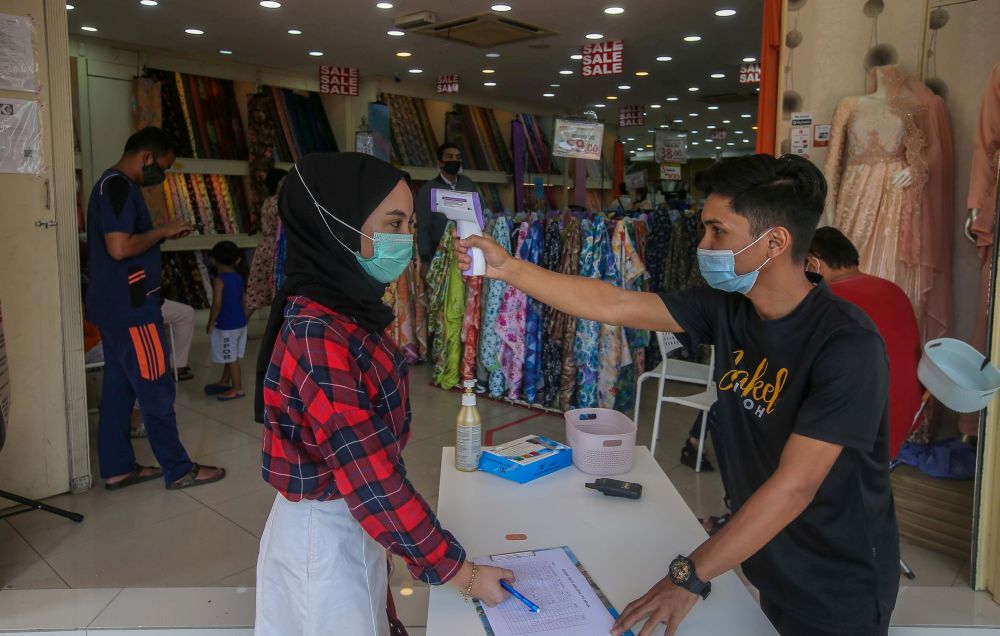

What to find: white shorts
left=211, top=326, right=247, bottom=364
left=255, top=494, right=389, bottom=636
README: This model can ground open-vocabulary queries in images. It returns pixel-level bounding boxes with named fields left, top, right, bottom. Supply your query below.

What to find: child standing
left=205, top=240, right=248, bottom=401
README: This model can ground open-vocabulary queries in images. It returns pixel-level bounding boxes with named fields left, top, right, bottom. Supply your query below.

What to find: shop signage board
left=813, top=124, right=831, bottom=148
left=738, top=63, right=761, bottom=85
left=790, top=112, right=813, bottom=127
left=0, top=98, right=41, bottom=174
left=437, top=74, right=459, bottom=94
left=581, top=40, right=624, bottom=77
left=552, top=118, right=605, bottom=160
left=791, top=126, right=811, bottom=157
left=0, top=13, right=36, bottom=92
left=654, top=133, right=687, bottom=164
left=660, top=163, right=682, bottom=181
left=619, top=105, right=645, bottom=128
left=625, top=170, right=646, bottom=191
left=319, top=66, right=359, bottom=96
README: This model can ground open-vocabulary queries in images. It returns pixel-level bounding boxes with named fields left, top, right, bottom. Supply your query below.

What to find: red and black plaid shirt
left=261, top=296, right=466, bottom=584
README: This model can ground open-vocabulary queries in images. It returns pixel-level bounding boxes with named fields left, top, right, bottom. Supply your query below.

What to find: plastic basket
left=918, top=338, right=1000, bottom=413
left=564, top=408, right=636, bottom=476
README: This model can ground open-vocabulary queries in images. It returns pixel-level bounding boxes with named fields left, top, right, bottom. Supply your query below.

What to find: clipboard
left=472, top=546, right=636, bottom=636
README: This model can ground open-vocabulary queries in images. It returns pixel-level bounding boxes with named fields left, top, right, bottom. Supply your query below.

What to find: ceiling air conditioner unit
left=395, top=11, right=437, bottom=30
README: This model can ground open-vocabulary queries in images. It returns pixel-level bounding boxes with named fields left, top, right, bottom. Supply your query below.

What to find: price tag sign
left=660, top=163, right=682, bottom=181
left=625, top=170, right=646, bottom=190
left=552, top=118, right=605, bottom=160
left=319, top=66, right=359, bottom=96
left=654, top=133, right=687, bottom=164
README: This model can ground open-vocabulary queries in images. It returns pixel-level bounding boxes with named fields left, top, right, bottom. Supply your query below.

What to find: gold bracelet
left=462, top=564, right=479, bottom=603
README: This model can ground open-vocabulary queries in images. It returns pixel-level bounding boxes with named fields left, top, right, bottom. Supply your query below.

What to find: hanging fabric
left=480, top=217, right=513, bottom=397
left=497, top=222, right=531, bottom=400
left=574, top=217, right=609, bottom=408
left=521, top=221, right=545, bottom=404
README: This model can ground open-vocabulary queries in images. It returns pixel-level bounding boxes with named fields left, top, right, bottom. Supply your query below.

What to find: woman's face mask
left=294, top=168, right=413, bottom=284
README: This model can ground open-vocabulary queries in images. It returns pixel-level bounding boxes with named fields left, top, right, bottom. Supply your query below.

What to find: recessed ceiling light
left=743, top=139, right=751, bottom=143
left=604, top=6, right=624, bottom=14
left=259, top=0, right=282, bottom=8
left=626, top=137, right=635, bottom=141
left=690, top=130, right=699, bottom=134
left=727, top=142, right=735, bottom=146
left=692, top=142, right=700, bottom=145
left=585, top=33, right=604, bottom=40
left=705, top=139, right=713, bottom=142
left=645, top=144, right=653, bottom=148
left=486, top=52, right=501, bottom=58
left=707, top=125, right=717, bottom=129
left=606, top=95, right=618, bottom=100
left=288, top=29, right=303, bottom=35
left=659, top=124, right=668, bottom=128
left=688, top=86, right=699, bottom=92
left=711, top=73, right=726, bottom=79
left=559, top=69, right=574, bottom=75
left=618, top=84, right=631, bottom=90
left=650, top=104, right=661, bottom=109
left=408, top=68, right=423, bottom=73
left=543, top=93, right=555, bottom=97
left=482, top=69, right=495, bottom=74
left=308, top=51, right=324, bottom=56
left=707, top=105, right=720, bottom=110
left=716, top=9, right=736, bottom=16
left=688, top=113, right=699, bottom=117
left=550, top=83, right=560, bottom=87
left=716, top=146, right=722, bottom=150
left=396, top=51, right=411, bottom=57
left=570, top=54, right=583, bottom=60
left=742, top=56, right=757, bottom=62
left=376, top=2, right=394, bottom=8
left=81, top=25, right=97, bottom=31
left=735, top=130, right=744, bottom=134
left=741, top=113, right=752, bottom=118
left=483, top=81, right=497, bottom=86
left=387, top=29, right=405, bottom=36
left=595, top=103, right=606, bottom=108
left=185, top=28, right=205, bottom=35
left=140, top=0, right=158, bottom=6
left=673, top=118, right=683, bottom=123
left=684, top=35, right=702, bottom=42
left=752, top=125, right=759, bottom=130
left=666, top=96, right=679, bottom=101
left=656, top=56, right=673, bottom=62
left=219, top=49, right=233, bottom=55
left=491, top=3, right=512, bottom=11
left=722, top=119, right=731, bottom=123
left=66, top=3, right=74, bottom=8
left=635, top=71, right=649, bottom=77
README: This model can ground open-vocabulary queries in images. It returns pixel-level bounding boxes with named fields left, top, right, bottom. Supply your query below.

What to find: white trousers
left=255, top=494, right=390, bottom=636
left=161, top=299, right=194, bottom=368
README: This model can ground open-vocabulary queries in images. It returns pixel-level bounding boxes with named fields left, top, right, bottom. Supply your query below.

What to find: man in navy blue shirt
left=86, top=127, right=225, bottom=490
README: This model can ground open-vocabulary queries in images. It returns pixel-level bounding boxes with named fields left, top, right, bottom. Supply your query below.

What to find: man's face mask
left=294, top=167, right=413, bottom=284
left=442, top=160, right=462, bottom=176
left=697, top=229, right=774, bottom=295
left=142, top=156, right=167, bottom=187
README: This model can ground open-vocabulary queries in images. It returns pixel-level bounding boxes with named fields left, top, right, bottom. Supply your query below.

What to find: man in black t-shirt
left=458, top=154, right=898, bottom=636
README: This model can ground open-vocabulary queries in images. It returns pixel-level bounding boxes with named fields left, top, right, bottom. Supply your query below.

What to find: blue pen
left=500, top=580, right=541, bottom=613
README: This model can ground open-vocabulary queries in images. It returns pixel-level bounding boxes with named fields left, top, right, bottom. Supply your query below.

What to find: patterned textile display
left=145, top=68, right=248, bottom=160
left=161, top=173, right=253, bottom=234
left=245, top=194, right=280, bottom=314
left=497, top=223, right=531, bottom=399
left=384, top=258, right=429, bottom=365
left=131, top=78, right=162, bottom=130
left=521, top=221, right=545, bottom=404
left=427, top=222, right=465, bottom=388
left=161, top=251, right=211, bottom=309
left=518, top=113, right=560, bottom=175
left=573, top=217, right=609, bottom=408
left=538, top=218, right=564, bottom=407
left=480, top=218, right=513, bottom=398
left=460, top=274, right=484, bottom=382
left=268, top=86, right=339, bottom=163
left=247, top=91, right=278, bottom=234
left=383, top=93, right=439, bottom=167
left=445, top=106, right=512, bottom=173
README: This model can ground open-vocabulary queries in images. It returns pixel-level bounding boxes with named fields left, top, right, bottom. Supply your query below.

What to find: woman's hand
left=455, top=234, right=513, bottom=280
left=448, top=562, right=514, bottom=607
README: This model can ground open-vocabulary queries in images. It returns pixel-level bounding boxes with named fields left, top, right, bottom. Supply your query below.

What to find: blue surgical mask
left=697, top=228, right=773, bottom=295
left=295, top=167, right=413, bottom=284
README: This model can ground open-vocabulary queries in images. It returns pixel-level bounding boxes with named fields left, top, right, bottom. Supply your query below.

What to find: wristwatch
left=669, top=555, right=712, bottom=600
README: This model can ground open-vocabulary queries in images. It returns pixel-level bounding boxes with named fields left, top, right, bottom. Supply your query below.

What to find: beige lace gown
left=823, top=94, right=928, bottom=323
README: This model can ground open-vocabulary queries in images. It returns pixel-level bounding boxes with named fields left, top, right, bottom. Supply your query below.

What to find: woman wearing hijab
left=253, top=153, right=512, bottom=636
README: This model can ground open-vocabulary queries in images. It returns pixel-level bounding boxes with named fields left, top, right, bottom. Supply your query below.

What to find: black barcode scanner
left=585, top=478, right=643, bottom=500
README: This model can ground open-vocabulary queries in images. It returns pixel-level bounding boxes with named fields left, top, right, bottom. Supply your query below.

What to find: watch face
left=671, top=560, right=691, bottom=583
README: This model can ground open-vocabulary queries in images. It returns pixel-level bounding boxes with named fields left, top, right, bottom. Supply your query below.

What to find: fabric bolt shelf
left=161, top=251, right=212, bottom=309
left=145, top=68, right=248, bottom=160
left=162, top=173, right=252, bottom=234
left=384, top=93, right=439, bottom=167
left=445, top=105, right=512, bottom=173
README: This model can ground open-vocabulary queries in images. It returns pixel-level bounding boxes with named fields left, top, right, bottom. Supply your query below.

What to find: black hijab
left=254, top=152, right=409, bottom=422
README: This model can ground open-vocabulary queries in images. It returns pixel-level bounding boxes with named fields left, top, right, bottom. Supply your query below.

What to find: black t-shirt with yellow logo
left=660, top=280, right=899, bottom=632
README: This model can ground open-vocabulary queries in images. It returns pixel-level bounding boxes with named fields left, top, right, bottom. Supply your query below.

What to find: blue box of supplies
left=478, top=435, right=573, bottom=484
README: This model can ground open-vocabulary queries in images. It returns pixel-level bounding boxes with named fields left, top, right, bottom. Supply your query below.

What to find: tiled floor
left=1, top=323, right=998, bottom=631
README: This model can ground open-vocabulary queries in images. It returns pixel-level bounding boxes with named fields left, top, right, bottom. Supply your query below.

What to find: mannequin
left=823, top=64, right=953, bottom=342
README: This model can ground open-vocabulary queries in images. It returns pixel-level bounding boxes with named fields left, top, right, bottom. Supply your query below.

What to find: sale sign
left=320, top=66, right=359, bottom=96
left=582, top=40, right=624, bottom=77
left=552, top=118, right=605, bottom=160
left=739, top=63, right=761, bottom=84
left=654, top=133, right=687, bottom=164
left=619, top=105, right=645, bottom=128
left=437, top=74, right=459, bottom=94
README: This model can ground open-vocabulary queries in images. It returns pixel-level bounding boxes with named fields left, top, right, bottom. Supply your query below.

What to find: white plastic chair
left=633, top=332, right=716, bottom=465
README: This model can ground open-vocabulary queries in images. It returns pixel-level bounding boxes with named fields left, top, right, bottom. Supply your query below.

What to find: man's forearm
left=687, top=476, right=813, bottom=582
left=109, top=228, right=166, bottom=260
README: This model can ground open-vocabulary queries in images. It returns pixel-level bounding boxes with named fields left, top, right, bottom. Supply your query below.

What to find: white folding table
left=427, top=447, right=776, bottom=635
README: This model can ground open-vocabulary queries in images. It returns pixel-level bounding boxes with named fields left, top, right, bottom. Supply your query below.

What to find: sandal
left=166, top=463, right=226, bottom=490
left=174, top=367, right=195, bottom=382
left=697, top=513, right=732, bottom=536
left=204, top=383, right=230, bottom=396
left=217, top=390, right=245, bottom=402
left=105, top=464, right=162, bottom=491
